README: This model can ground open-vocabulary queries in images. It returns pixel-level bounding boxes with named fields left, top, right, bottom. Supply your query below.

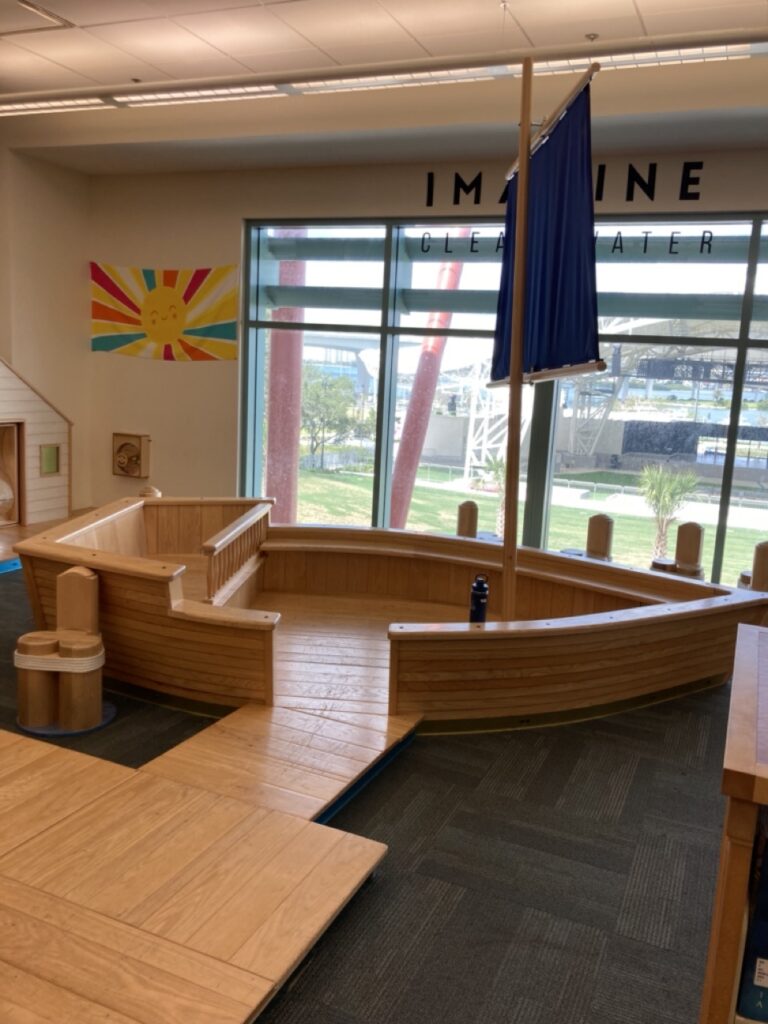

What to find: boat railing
left=201, top=500, right=273, bottom=602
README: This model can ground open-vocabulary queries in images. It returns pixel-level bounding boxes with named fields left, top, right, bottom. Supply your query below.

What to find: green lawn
left=295, top=469, right=764, bottom=585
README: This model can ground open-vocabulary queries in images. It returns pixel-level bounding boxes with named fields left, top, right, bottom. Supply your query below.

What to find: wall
left=0, top=145, right=758, bottom=510
left=3, top=154, right=91, bottom=509
left=87, top=149, right=767, bottom=505
left=0, top=150, right=11, bottom=364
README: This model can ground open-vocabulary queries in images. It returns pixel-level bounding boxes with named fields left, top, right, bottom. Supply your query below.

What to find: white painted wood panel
left=0, top=360, right=71, bottom=526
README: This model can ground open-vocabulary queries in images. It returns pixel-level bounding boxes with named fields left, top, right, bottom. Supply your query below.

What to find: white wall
left=4, top=154, right=91, bottom=508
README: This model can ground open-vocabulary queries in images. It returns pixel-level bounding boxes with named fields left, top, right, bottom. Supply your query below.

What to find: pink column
left=265, top=228, right=305, bottom=524
left=389, top=235, right=469, bottom=529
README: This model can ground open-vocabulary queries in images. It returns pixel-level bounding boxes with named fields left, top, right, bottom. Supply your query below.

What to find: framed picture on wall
left=112, top=433, right=151, bottom=478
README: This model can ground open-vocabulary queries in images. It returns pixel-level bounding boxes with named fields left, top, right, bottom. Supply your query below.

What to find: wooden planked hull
left=15, top=499, right=277, bottom=706
left=16, top=507, right=768, bottom=723
left=260, top=526, right=768, bottom=724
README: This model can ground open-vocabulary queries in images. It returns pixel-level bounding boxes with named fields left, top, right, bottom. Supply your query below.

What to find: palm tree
left=484, top=454, right=506, bottom=538
left=639, top=464, right=698, bottom=559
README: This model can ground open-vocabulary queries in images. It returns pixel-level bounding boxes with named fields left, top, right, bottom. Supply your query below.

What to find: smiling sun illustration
left=90, top=264, right=238, bottom=361
left=141, top=286, right=187, bottom=347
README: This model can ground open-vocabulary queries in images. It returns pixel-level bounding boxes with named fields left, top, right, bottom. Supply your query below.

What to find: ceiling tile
left=236, top=48, right=338, bottom=73
left=322, top=38, right=430, bottom=64
left=377, top=0, right=515, bottom=35
left=32, top=1, right=158, bottom=24
left=175, top=8, right=318, bottom=56
left=85, top=18, right=226, bottom=61
left=273, top=0, right=423, bottom=47
left=636, top=0, right=766, bottom=13
left=517, top=13, right=647, bottom=47
left=151, top=54, right=252, bottom=77
left=140, top=0, right=267, bottom=12
left=0, top=6, right=54, bottom=32
left=644, top=5, right=768, bottom=33
left=0, top=40, right=95, bottom=90
left=7, top=26, right=153, bottom=64
left=2, top=29, right=172, bottom=85
left=418, top=27, right=531, bottom=57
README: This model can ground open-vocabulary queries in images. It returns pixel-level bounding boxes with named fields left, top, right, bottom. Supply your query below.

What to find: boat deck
left=0, top=588, right=461, bottom=1023
left=143, top=593, right=462, bottom=818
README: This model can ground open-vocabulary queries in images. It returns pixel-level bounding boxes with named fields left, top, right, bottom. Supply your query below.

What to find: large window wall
left=242, top=215, right=767, bottom=583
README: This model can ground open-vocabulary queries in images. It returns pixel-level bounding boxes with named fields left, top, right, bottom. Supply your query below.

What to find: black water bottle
left=469, top=573, right=489, bottom=623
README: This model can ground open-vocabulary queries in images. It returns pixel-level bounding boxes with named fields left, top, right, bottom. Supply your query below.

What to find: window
left=242, top=215, right=767, bottom=582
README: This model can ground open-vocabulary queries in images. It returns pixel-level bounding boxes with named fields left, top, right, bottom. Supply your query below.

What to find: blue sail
left=492, top=84, right=599, bottom=381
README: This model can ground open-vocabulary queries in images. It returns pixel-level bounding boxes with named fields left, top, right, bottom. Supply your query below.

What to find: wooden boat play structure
left=14, top=494, right=768, bottom=725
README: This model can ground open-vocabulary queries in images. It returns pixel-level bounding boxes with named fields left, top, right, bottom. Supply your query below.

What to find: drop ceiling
left=0, top=0, right=766, bottom=172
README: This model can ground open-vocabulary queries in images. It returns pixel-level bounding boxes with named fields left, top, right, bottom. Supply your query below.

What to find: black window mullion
left=711, top=216, right=764, bottom=582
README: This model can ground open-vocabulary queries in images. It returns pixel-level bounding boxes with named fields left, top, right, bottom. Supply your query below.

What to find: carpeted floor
left=0, top=569, right=226, bottom=765
left=0, top=568, right=727, bottom=1023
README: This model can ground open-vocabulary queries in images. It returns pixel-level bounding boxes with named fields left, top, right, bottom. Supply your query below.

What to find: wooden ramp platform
left=0, top=731, right=385, bottom=1024
left=143, top=703, right=422, bottom=820
left=143, top=593, right=455, bottom=819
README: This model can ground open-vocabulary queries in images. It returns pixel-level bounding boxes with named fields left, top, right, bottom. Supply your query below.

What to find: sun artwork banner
left=90, top=263, right=238, bottom=361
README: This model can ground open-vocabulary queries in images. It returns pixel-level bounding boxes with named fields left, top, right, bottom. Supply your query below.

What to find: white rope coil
left=14, top=650, right=105, bottom=673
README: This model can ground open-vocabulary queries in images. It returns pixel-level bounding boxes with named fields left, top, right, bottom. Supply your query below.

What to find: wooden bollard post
left=752, top=541, right=768, bottom=592
left=457, top=500, right=478, bottom=538
left=16, top=631, right=59, bottom=729
left=58, top=630, right=103, bottom=732
left=57, top=565, right=99, bottom=634
left=586, top=514, right=613, bottom=561
left=674, top=521, right=705, bottom=579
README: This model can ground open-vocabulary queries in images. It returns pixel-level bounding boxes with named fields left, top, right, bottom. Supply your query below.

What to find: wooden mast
left=501, top=57, right=533, bottom=621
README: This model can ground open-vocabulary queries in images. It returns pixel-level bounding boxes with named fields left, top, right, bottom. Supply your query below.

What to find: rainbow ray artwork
left=90, top=263, right=238, bottom=361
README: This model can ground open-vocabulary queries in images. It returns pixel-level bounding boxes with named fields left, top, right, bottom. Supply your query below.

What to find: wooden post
left=752, top=540, right=768, bottom=592
left=16, top=631, right=59, bottom=729
left=699, top=797, right=758, bottom=1023
left=58, top=631, right=103, bottom=732
left=586, top=514, right=613, bottom=561
left=57, top=565, right=99, bottom=634
left=502, top=56, right=533, bottom=621
left=457, top=500, right=478, bottom=538
left=675, top=521, right=704, bottom=579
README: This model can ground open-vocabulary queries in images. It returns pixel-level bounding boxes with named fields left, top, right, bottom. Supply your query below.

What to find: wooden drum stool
left=14, top=566, right=115, bottom=735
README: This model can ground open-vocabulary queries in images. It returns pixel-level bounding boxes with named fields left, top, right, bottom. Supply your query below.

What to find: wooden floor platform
left=0, top=589, right=459, bottom=1022
left=0, top=732, right=385, bottom=1024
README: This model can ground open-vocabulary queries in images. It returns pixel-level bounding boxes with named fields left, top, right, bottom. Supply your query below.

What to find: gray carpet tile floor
left=258, top=695, right=728, bottom=1024
left=0, top=567, right=727, bottom=1023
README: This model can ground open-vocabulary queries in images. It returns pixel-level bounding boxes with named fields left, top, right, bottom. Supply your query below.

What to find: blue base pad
left=17, top=701, right=117, bottom=737
left=0, top=558, right=21, bottom=574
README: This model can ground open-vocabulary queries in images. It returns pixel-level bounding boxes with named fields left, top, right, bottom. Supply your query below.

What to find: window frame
left=241, top=212, right=768, bottom=581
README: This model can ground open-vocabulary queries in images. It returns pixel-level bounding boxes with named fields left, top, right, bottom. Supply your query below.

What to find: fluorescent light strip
left=117, top=84, right=280, bottom=107
left=295, top=69, right=498, bottom=93
left=289, top=43, right=760, bottom=93
left=0, top=96, right=107, bottom=116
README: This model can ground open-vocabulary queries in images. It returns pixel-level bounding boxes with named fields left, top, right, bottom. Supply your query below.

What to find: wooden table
left=699, top=623, right=768, bottom=1024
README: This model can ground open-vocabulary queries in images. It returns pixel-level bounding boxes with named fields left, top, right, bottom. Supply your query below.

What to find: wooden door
left=0, top=424, right=19, bottom=525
